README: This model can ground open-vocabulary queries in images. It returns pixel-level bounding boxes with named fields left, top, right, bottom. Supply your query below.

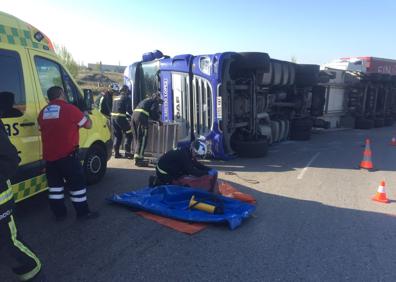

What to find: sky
left=1, top=0, right=395, bottom=66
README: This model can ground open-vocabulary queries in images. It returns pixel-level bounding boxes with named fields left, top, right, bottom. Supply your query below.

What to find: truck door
left=0, top=48, right=41, bottom=173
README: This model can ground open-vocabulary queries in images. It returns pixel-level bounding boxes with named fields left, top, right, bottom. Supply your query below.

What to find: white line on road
left=297, top=152, right=320, bottom=180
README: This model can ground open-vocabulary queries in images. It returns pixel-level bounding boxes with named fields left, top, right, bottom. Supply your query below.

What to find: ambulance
left=0, top=11, right=112, bottom=202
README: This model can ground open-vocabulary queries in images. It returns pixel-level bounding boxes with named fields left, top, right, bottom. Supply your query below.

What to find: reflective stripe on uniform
left=9, top=215, right=42, bottom=281
left=70, top=189, right=86, bottom=196
left=78, top=116, right=88, bottom=127
left=49, top=187, right=63, bottom=193
left=111, top=113, right=126, bottom=117
left=0, top=187, right=14, bottom=205
left=134, top=108, right=149, bottom=116
left=71, top=196, right=87, bottom=202
left=49, top=194, right=64, bottom=199
left=156, top=165, right=168, bottom=175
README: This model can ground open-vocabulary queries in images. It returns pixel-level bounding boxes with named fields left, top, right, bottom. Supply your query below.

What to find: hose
left=223, top=171, right=260, bottom=185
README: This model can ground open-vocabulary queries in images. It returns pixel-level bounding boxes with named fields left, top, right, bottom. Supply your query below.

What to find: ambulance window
left=34, top=57, right=63, bottom=102
left=61, top=70, right=81, bottom=107
left=0, top=49, right=26, bottom=115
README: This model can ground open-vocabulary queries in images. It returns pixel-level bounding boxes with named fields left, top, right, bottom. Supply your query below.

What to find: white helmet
left=109, top=83, right=119, bottom=91
left=191, top=140, right=207, bottom=157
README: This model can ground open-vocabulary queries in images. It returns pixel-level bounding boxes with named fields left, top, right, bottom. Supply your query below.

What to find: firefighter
left=153, top=140, right=218, bottom=186
left=37, top=86, right=98, bottom=221
left=111, top=85, right=133, bottom=159
left=131, top=93, right=163, bottom=167
left=0, top=119, right=42, bottom=281
left=98, top=84, right=118, bottom=119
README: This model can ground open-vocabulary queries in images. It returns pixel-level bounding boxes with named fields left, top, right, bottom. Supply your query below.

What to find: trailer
left=124, top=51, right=328, bottom=159
left=320, top=57, right=396, bottom=129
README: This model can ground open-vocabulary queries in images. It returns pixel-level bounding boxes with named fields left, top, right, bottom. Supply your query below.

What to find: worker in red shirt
left=38, top=86, right=98, bottom=221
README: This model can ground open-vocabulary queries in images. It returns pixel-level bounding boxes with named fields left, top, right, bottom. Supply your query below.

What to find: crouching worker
left=152, top=140, right=218, bottom=193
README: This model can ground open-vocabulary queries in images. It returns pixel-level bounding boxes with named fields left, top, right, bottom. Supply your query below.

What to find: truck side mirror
left=83, top=89, right=94, bottom=111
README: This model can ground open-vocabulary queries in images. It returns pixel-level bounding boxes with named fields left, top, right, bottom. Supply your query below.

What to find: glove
left=208, top=169, right=218, bottom=176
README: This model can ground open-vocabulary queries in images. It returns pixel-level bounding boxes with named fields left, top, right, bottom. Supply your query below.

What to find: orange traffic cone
left=372, top=181, right=390, bottom=203
left=360, top=139, right=373, bottom=169
left=390, top=136, right=396, bottom=146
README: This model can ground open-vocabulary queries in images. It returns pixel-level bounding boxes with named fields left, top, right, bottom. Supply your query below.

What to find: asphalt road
left=2, top=126, right=396, bottom=282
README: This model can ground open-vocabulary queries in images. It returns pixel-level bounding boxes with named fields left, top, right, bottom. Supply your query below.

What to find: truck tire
left=385, top=117, right=394, bottom=126
left=295, top=64, right=320, bottom=87
left=355, top=119, right=374, bottom=129
left=282, top=62, right=289, bottom=86
left=288, top=63, right=296, bottom=85
left=272, top=60, right=283, bottom=86
left=271, top=120, right=280, bottom=142
left=374, top=118, right=385, bottom=128
left=279, top=120, right=286, bottom=141
left=285, top=120, right=290, bottom=139
left=84, top=144, right=107, bottom=185
left=231, top=138, right=269, bottom=158
left=290, top=118, right=313, bottom=141
left=238, top=52, right=270, bottom=71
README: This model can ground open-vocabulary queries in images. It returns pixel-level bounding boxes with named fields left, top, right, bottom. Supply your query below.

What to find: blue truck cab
left=124, top=50, right=327, bottom=159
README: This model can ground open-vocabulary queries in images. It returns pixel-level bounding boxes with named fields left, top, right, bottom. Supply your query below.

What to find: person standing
left=111, top=85, right=133, bottom=159
left=37, top=86, right=98, bottom=220
left=0, top=119, right=42, bottom=281
left=131, top=93, right=163, bottom=167
left=98, top=84, right=118, bottom=119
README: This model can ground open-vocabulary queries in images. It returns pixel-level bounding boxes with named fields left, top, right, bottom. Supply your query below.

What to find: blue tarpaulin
left=109, top=185, right=255, bottom=230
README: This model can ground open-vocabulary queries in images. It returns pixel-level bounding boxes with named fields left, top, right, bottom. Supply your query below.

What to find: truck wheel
left=384, top=117, right=394, bottom=126
left=279, top=120, right=286, bottom=141
left=84, top=144, right=107, bottom=185
left=231, top=138, right=269, bottom=158
left=295, top=64, right=320, bottom=87
left=290, top=118, right=313, bottom=141
left=271, top=120, right=280, bottom=142
left=374, top=118, right=385, bottom=128
left=285, top=120, right=290, bottom=139
left=355, top=119, right=374, bottom=129
left=281, top=62, right=289, bottom=86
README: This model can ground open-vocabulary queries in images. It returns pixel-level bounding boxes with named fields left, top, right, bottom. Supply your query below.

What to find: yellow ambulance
left=0, top=11, right=112, bottom=202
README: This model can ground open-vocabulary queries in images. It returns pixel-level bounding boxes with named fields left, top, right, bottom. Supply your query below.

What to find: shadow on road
left=4, top=165, right=396, bottom=281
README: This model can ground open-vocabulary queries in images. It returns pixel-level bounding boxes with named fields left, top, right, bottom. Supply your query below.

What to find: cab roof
left=0, top=11, right=54, bottom=52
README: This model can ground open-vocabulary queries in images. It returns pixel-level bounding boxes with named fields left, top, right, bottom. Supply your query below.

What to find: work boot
left=77, top=211, right=100, bottom=221
left=114, top=152, right=122, bottom=158
left=124, top=152, right=134, bottom=159
left=135, top=159, right=149, bottom=167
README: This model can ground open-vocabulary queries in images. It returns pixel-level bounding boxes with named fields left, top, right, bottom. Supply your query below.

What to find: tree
left=55, top=44, right=79, bottom=77
left=291, top=55, right=298, bottom=63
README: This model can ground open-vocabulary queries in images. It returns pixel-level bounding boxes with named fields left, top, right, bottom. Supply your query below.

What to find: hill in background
left=77, top=69, right=124, bottom=95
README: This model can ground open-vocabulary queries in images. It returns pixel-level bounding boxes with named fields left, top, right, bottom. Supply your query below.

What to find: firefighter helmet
left=109, top=83, right=119, bottom=92
left=191, top=140, right=207, bottom=157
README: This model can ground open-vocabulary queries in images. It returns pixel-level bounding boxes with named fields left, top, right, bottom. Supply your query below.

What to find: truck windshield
left=141, top=61, right=160, bottom=99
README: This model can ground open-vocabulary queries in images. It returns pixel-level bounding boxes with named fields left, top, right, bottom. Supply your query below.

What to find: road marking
left=297, top=152, right=320, bottom=180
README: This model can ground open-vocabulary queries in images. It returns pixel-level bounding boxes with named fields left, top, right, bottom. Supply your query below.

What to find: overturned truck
left=124, top=51, right=328, bottom=159
left=321, top=57, right=396, bottom=129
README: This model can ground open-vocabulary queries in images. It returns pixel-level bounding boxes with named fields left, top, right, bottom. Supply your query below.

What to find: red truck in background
left=339, top=57, right=396, bottom=75
left=322, top=56, right=396, bottom=129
